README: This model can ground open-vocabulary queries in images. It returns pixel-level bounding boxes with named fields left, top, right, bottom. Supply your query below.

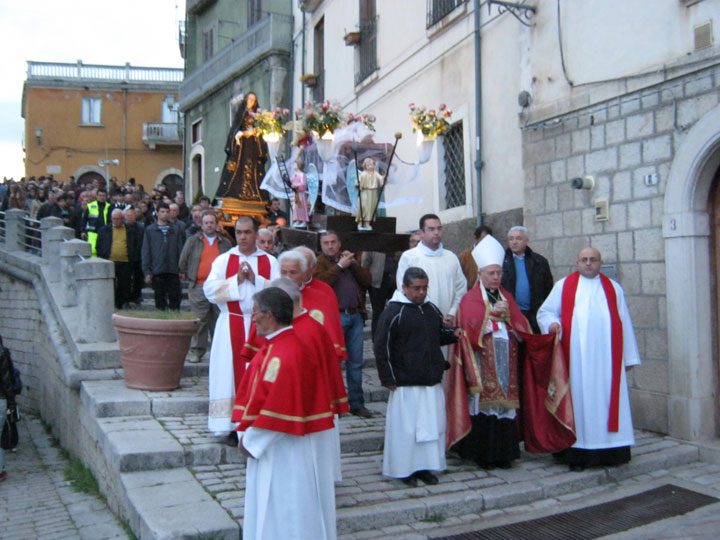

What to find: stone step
left=184, top=431, right=700, bottom=538
left=333, top=435, right=700, bottom=537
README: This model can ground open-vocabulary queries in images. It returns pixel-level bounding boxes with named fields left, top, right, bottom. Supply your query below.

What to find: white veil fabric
left=259, top=123, right=424, bottom=214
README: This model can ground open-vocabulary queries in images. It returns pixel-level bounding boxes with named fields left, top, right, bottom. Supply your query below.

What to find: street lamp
left=98, top=158, right=119, bottom=183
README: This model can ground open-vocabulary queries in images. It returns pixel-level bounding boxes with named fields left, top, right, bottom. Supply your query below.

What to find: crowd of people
left=1, top=178, right=642, bottom=540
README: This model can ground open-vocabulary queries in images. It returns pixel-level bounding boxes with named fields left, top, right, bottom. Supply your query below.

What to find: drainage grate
left=433, top=484, right=719, bottom=540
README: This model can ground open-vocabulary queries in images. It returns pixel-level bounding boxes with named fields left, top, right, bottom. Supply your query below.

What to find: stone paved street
left=0, top=415, right=130, bottom=540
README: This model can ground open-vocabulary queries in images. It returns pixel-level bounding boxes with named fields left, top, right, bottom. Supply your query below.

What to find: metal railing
left=426, top=0, right=466, bottom=28
left=179, top=13, right=292, bottom=109
left=142, top=122, right=182, bottom=145
left=355, top=19, right=378, bottom=86
left=443, top=121, right=466, bottom=209
left=27, top=60, right=183, bottom=84
left=0, top=211, right=5, bottom=241
left=21, top=216, right=42, bottom=254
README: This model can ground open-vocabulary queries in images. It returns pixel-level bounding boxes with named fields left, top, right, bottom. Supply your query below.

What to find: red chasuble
left=294, top=311, right=349, bottom=415
left=561, top=272, right=624, bottom=433
left=231, top=328, right=335, bottom=435
left=516, top=331, right=576, bottom=453
left=239, top=313, right=349, bottom=415
left=301, top=281, right=347, bottom=361
left=445, top=283, right=531, bottom=450
left=226, top=253, right=271, bottom=389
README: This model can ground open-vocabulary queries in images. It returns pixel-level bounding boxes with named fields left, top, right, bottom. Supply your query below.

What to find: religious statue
left=290, top=160, right=310, bottom=228
left=356, top=157, right=383, bottom=231
left=215, top=92, right=268, bottom=202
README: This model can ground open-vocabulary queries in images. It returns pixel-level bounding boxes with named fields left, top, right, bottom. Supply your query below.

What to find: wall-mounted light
left=34, top=127, right=43, bottom=143
left=98, top=159, right=119, bottom=167
left=570, top=175, right=595, bottom=190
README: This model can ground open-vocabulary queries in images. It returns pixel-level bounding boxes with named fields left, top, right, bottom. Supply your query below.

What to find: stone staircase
left=77, top=327, right=705, bottom=539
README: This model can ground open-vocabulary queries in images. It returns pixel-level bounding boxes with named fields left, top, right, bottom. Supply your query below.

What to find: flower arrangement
left=296, top=100, right=344, bottom=137
left=409, top=103, right=453, bottom=139
left=250, top=107, right=291, bottom=136
left=345, top=112, right=377, bottom=131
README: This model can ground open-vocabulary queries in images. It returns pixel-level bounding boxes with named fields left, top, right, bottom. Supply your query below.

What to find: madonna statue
left=215, top=92, right=268, bottom=201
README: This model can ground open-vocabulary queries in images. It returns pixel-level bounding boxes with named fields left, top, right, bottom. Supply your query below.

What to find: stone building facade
left=522, top=59, right=720, bottom=440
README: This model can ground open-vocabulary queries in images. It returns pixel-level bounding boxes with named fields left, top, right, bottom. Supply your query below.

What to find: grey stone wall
left=0, top=272, right=45, bottom=414
left=521, top=63, right=720, bottom=434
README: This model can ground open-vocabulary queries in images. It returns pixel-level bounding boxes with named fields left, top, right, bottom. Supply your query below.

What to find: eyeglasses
left=251, top=310, right=266, bottom=318
left=579, top=257, right=599, bottom=263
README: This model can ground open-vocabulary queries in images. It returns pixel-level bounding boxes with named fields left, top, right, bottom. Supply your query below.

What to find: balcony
left=178, top=13, right=292, bottom=111
left=142, top=122, right=182, bottom=148
left=27, top=60, right=183, bottom=86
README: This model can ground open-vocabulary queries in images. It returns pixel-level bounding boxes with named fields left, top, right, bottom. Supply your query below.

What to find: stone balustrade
left=1, top=211, right=116, bottom=346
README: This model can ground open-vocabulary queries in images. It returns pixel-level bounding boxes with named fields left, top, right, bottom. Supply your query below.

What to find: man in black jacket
left=141, top=202, right=184, bottom=310
left=373, top=267, right=459, bottom=487
left=98, top=209, right=143, bottom=309
left=501, top=226, right=553, bottom=333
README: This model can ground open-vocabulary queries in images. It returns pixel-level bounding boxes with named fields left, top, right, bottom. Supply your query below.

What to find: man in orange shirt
left=179, top=211, right=232, bottom=363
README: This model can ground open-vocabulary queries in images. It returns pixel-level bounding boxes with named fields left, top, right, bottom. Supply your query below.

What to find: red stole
left=226, top=252, right=271, bottom=389
left=231, top=328, right=335, bottom=435
left=561, top=272, right=623, bottom=432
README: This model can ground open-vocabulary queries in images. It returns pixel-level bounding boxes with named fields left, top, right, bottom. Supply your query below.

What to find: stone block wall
left=521, top=64, right=720, bottom=434
left=0, top=272, right=45, bottom=414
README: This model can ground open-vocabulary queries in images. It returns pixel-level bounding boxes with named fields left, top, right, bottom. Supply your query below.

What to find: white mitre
left=472, top=235, right=505, bottom=270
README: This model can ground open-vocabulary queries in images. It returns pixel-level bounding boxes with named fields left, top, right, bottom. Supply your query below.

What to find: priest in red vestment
left=446, top=235, right=531, bottom=469
left=232, top=287, right=337, bottom=540
left=280, top=248, right=347, bottom=361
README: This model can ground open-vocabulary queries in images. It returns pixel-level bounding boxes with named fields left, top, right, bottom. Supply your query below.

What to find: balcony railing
left=179, top=13, right=292, bottom=110
left=426, top=0, right=466, bottom=28
left=142, top=123, right=182, bottom=148
left=27, top=60, right=183, bottom=85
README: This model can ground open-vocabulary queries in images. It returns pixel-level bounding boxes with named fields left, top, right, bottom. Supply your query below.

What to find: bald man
left=537, top=247, right=641, bottom=472
left=97, top=209, right=142, bottom=308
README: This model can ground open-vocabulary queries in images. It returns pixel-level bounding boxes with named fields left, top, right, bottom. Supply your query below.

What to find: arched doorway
left=664, top=104, right=720, bottom=440
left=76, top=171, right=106, bottom=188
left=191, top=151, right=203, bottom=201
left=161, top=174, right=184, bottom=196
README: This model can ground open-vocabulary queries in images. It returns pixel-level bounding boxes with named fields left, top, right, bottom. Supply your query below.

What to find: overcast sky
left=0, top=0, right=186, bottom=180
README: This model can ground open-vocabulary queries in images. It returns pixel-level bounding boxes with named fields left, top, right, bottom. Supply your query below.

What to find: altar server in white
left=374, top=267, right=460, bottom=486
left=203, top=216, right=279, bottom=439
left=537, top=247, right=641, bottom=471
left=396, top=214, right=466, bottom=323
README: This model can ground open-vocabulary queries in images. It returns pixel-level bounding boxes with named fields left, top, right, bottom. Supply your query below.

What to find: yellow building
left=22, top=60, right=184, bottom=192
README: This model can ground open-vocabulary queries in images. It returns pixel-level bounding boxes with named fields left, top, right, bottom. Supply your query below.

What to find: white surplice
left=536, top=274, right=641, bottom=450
left=382, top=384, right=446, bottom=478
left=242, top=427, right=337, bottom=540
left=203, top=247, right=279, bottom=434
left=396, top=242, right=467, bottom=317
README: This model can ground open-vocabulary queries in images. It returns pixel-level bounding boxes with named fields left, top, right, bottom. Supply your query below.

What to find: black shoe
left=350, top=407, right=373, bottom=419
left=414, top=470, right=439, bottom=485
left=569, top=463, right=585, bottom=472
left=401, top=474, right=418, bottom=487
left=226, top=431, right=239, bottom=447
left=496, top=461, right=513, bottom=469
left=477, top=461, right=496, bottom=470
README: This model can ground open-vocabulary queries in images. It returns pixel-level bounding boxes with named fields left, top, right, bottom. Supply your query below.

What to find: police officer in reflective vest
left=81, top=188, right=111, bottom=256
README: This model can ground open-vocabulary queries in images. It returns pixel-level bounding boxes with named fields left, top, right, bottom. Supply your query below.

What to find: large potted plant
left=112, top=310, right=199, bottom=391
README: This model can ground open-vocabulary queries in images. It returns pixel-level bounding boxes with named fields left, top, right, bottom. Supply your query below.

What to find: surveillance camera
left=570, top=176, right=595, bottom=190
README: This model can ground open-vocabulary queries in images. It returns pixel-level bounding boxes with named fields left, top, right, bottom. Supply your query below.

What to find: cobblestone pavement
left=0, top=415, right=130, bottom=540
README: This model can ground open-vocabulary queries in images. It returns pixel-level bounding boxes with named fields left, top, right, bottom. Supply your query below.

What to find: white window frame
left=81, top=97, right=102, bottom=125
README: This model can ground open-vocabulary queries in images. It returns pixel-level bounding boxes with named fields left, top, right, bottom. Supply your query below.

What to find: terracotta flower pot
left=112, top=314, right=199, bottom=391
left=344, top=31, right=361, bottom=46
